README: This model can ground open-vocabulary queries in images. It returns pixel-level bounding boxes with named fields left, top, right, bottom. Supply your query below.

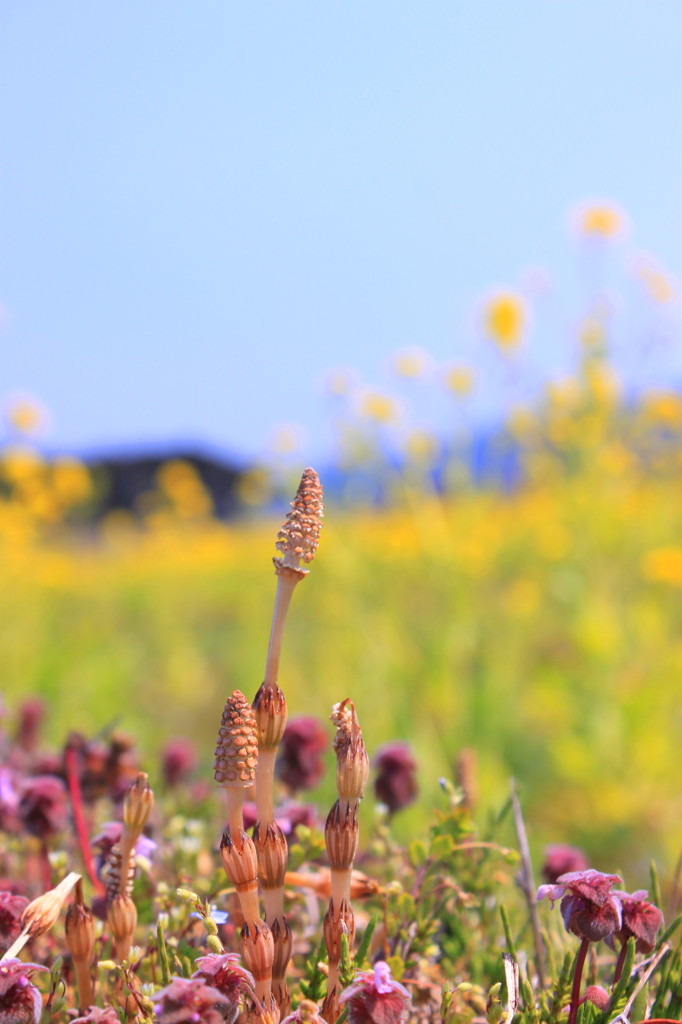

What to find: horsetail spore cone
left=214, top=690, right=259, bottom=831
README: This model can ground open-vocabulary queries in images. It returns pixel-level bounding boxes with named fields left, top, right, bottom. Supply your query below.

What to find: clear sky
left=1, top=1, right=681, bottom=465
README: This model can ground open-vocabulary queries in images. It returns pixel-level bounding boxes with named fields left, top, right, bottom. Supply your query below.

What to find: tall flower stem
left=64, top=741, right=103, bottom=896
left=567, top=938, right=590, bottom=1024
left=322, top=699, right=369, bottom=1024
left=251, top=468, right=323, bottom=1019
left=612, top=941, right=628, bottom=985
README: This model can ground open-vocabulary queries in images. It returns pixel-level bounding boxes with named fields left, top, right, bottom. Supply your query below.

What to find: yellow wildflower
left=573, top=201, right=629, bottom=239
left=444, top=365, right=474, bottom=396
left=404, top=430, right=437, bottom=461
left=482, top=291, right=527, bottom=350
left=641, top=547, right=682, bottom=586
left=6, top=397, right=45, bottom=435
left=359, top=391, right=398, bottom=424
left=390, top=347, right=431, bottom=379
left=51, top=457, right=92, bottom=506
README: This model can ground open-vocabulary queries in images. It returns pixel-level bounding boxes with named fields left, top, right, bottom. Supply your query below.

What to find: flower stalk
left=322, top=699, right=368, bottom=1023
left=252, top=468, right=323, bottom=1017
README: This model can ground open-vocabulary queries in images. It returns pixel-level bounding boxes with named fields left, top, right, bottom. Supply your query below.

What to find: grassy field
left=2, top=415, right=682, bottom=884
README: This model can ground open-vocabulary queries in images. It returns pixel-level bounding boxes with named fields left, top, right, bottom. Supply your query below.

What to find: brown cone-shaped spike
left=253, top=683, right=288, bottom=749
left=270, top=916, right=293, bottom=978
left=220, top=828, right=259, bottom=893
left=214, top=691, right=259, bottom=787
left=331, top=699, right=368, bottom=804
left=321, top=988, right=339, bottom=1024
left=273, top=468, right=324, bottom=575
left=122, top=772, right=154, bottom=834
left=107, top=894, right=137, bottom=943
left=254, top=820, right=289, bottom=889
left=323, top=898, right=355, bottom=963
left=65, top=901, right=95, bottom=962
left=273, top=981, right=291, bottom=1020
left=324, top=801, right=359, bottom=871
left=240, top=920, right=274, bottom=982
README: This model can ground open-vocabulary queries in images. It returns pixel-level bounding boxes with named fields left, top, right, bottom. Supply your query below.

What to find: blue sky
left=1, top=2, right=681, bottom=465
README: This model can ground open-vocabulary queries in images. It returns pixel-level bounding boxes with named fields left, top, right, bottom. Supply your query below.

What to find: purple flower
left=15, top=699, right=45, bottom=753
left=71, top=1008, right=121, bottom=1023
left=373, top=743, right=418, bottom=814
left=537, top=869, right=623, bottom=942
left=339, top=961, right=412, bottom=1024
left=613, top=889, right=664, bottom=953
left=152, top=976, right=233, bottom=1024
left=161, top=738, right=197, bottom=787
left=0, top=772, right=19, bottom=835
left=17, top=775, right=68, bottom=840
left=276, top=716, right=328, bottom=792
left=541, top=845, right=589, bottom=884
left=0, top=958, right=48, bottom=1024
left=0, top=891, right=29, bottom=954
left=192, top=953, right=254, bottom=1022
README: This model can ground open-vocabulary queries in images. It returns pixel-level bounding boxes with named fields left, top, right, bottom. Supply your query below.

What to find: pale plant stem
left=255, top=749, right=277, bottom=825
left=74, top=959, right=94, bottom=1010
left=2, top=927, right=31, bottom=961
left=330, top=869, right=351, bottom=907
left=262, top=889, right=283, bottom=924
left=238, top=888, right=261, bottom=928
left=263, top=574, right=299, bottom=687
left=223, top=787, right=246, bottom=837
left=114, top=932, right=134, bottom=963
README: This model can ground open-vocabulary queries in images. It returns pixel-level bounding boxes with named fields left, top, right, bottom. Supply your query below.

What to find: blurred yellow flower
left=51, top=457, right=92, bottom=506
left=404, top=430, right=437, bottom=461
left=635, top=258, right=677, bottom=304
left=390, top=347, right=431, bottom=379
left=157, top=460, right=212, bottom=518
left=482, top=291, right=527, bottom=350
left=237, top=467, right=272, bottom=506
left=546, top=377, right=582, bottom=411
left=642, top=391, right=682, bottom=428
left=641, top=547, right=682, bottom=586
left=359, top=391, right=398, bottom=424
left=444, top=365, right=474, bottom=396
left=6, top=397, right=45, bottom=435
left=573, top=201, right=628, bottom=239
left=1, top=446, right=45, bottom=484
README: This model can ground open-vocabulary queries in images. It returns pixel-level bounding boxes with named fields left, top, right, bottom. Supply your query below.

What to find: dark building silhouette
left=86, top=449, right=245, bottom=520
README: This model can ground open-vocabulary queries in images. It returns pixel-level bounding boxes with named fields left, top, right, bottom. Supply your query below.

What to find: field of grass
left=3, top=402, right=682, bottom=885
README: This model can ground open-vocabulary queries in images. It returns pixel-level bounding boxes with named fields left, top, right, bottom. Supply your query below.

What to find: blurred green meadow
left=2, top=201, right=681, bottom=881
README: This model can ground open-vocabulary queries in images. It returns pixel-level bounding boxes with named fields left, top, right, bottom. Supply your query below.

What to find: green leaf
left=430, top=833, right=456, bottom=860
left=409, top=839, right=428, bottom=867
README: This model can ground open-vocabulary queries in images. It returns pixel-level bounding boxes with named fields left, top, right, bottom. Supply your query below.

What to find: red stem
left=568, top=938, right=590, bottom=1024
left=613, top=941, right=628, bottom=985
left=65, top=744, right=104, bottom=896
